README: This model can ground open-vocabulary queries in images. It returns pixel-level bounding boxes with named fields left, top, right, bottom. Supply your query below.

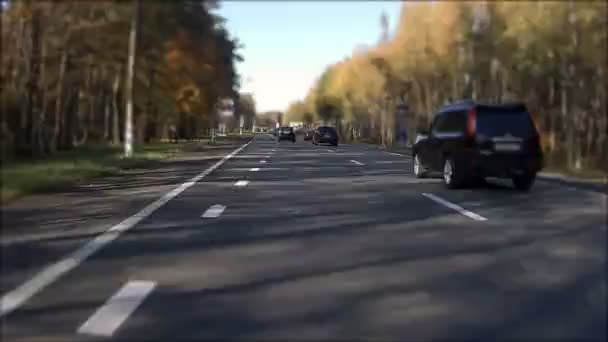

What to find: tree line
left=0, top=0, right=250, bottom=160
left=286, top=1, right=607, bottom=172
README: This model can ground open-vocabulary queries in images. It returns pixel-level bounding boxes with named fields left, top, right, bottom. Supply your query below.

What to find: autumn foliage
left=286, top=2, right=607, bottom=172
left=0, top=0, right=242, bottom=159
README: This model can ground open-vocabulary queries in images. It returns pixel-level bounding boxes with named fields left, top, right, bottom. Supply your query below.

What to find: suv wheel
left=443, top=157, right=462, bottom=189
left=512, top=173, right=535, bottom=191
left=413, top=154, right=427, bottom=178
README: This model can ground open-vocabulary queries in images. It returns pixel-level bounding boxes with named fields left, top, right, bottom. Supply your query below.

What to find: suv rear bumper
left=467, top=153, right=543, bottom=178
left=316, top=137, right=338, bottom=144
left=279, top=134, right=295, bottom=140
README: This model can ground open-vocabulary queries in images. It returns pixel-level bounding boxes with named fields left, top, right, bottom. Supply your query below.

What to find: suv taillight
left=466, top=108, right=477, bottom=137
left=530, top=112, right=539, bottom=133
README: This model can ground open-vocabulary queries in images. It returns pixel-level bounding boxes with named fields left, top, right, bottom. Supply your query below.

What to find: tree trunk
left=51, top=51, right=68, bottom=153
left=36, top=40, right=48, bottom=156
left=87, top=61, right=96, bottom=142
left=136, top=108, right=146, bottom=145
left=560, top=81, right=572, bottom=169
left=17, top=16, right=29, bottom=154
left=597, top=71, right=607, bottom=168
left=24, top=11, right=42, bottom=154
left=112, top=66, right=122, bottom=145
left=586, top=114, right=594, bottom=159
left=73, top=86, right=88, bottom=147
left=61, top=86, right=76, bottom=149
left=124, top=0, right=141, bottom=157
left=547, top=76, right=556, bottom=152
left=104, top=89, right=111, bottom=141
left=423, top=80, right=434, bottom=125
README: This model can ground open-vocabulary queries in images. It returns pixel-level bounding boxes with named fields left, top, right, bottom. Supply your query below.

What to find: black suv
left=312, top=126, right=338, bottom=146
left=412, top=101, right=543, bottom=191
left=278, top=126, right=296, bottom=142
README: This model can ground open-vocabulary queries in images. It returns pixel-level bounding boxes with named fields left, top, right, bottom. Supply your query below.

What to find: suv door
left=427, top=113, right=448, bottom=171
left=436, top=109, right=468, bottom=162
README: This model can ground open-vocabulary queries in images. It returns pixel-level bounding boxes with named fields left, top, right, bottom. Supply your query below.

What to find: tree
left=235, top=92, right=256, bottom=130
left=292, top=1, right=607, bottom=172
left=0, top=1, right=242, bottom=160
left=123, top=0, right=139, bottom=157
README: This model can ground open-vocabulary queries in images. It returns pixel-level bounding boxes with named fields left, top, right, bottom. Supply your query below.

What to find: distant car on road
left=312, top=126, right=338, bottom=146
left=278, top=126, right=296, bottom=143
left=412, top=100, right=543, bottom=191
left=303, top=129, right=314, bottom=141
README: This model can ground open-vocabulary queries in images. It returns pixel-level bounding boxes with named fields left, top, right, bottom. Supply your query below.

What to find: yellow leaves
left=285, top=100, right=310, bottom=122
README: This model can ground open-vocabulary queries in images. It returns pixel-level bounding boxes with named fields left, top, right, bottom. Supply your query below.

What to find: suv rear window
left=318, top=127, right=337, bottom=135
left=476, top=108, right=535, bottom=138
left=280, top=127, right=293, bottom=133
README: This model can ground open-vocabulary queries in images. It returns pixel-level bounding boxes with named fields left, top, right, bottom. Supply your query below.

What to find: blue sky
left=216, top=1, right=402, bottom=112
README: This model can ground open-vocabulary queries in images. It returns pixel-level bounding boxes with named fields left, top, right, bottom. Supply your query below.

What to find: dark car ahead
left=412, top=100, right=543, bottom=191
left=304, top=129, right=314, bottom=141
left=312, top=126, right=338, bottom=146
left=278, top=126, right=296, bottom=142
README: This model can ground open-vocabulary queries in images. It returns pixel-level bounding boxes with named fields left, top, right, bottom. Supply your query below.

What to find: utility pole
left=124, top=0, right=140, bottom=158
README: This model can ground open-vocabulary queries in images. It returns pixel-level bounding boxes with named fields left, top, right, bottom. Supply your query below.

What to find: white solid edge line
left=77, top=281, right=156, bottom=337
left=201, top=204, right=226, bottom=218
left=249, top=168, right=260, bottom=172
left=422, top=193, right=488, bottom=221
left=234, top=180, right=249, bottom=187
left=350, top=159, right=365, bottom=166
left=0, top=141, right=252, bottom=317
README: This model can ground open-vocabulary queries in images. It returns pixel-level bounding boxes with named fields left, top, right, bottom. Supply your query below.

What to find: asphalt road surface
left=2, top=133, right=606, bottom=341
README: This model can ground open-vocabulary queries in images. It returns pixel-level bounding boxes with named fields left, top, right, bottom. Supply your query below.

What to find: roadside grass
left=543, top=166, right=607, bottom=182
left=543, top=153, right=607, bottom=182
left=1, top=142, right=192, bottom=204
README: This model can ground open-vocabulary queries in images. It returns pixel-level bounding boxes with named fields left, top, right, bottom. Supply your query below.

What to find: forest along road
left=2, top=133, right=606, bottom=341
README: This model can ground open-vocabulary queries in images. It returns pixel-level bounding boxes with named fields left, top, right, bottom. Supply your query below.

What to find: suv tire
left=443, top=157, right=463, bottom=189
left=512, top=173, right=535, bottom=191
left=413, top=153, right=427, bottom=178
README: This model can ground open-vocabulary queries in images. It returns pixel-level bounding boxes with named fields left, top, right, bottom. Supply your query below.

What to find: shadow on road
left=2, top=140, right=606, bottom=341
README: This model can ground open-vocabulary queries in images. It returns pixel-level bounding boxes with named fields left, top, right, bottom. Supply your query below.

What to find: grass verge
left=1, top=142, right=192, bottom=204
left=542, top=166, right=607, bottom=183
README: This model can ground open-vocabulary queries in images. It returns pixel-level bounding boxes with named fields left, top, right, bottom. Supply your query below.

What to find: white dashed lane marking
left=375, top=160, right=408, bottom=164
left=234, top=180, right=249, bottom=187
left=350, top=160, right=365, bottom=166
left=422, top=193, right=488, bottom=221
left=77, top=281, right=156, bottom=337
left=201, top=204, right=226, bottom=218
left=249, top=168, right=260, bottom=172
left=260, top=160, right=267, bottom=164
left=0, top=141, right=251, bottom=317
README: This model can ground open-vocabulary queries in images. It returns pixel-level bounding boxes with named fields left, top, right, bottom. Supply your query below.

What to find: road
left=2, top=133, right=606, bottom=341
